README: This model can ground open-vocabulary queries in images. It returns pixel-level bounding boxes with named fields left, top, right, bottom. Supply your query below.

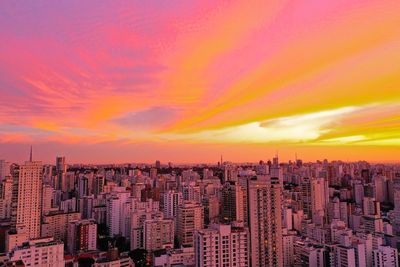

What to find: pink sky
left=0, top=0, right=400, bottom=163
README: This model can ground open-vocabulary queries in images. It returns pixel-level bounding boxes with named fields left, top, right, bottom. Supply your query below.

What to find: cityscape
left=1, top=0, right=400, bottom=266
left=0, top=155, right=399, bottom=266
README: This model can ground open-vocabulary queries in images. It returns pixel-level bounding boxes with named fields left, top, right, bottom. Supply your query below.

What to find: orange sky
left=0, top=0, right=399, bottom=163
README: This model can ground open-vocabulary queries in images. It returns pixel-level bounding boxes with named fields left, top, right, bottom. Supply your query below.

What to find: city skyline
left=1, top=1, right=400, bottom=267
left=1, top=0, right=400, bottom=163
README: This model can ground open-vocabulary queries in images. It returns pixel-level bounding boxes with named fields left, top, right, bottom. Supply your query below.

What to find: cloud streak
left=0, top=0, right=399, bottom=162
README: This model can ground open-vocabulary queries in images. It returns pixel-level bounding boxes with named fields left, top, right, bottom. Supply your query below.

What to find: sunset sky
left=0, top=0, right=400, bottom=164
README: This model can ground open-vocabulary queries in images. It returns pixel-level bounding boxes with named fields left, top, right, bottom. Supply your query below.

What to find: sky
left=0, top=0, right=400, bottom=164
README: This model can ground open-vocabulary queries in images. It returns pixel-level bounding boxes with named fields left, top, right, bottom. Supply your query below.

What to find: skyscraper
left=221, top=181, right=245, bottom=223
left=13, top=160, right=43, bottom=239
left=0, top=160, right=10, bottom=180
left=67, top=219, right=97, bottom=254
left=248, top=176, right=283, bottom=267
left=55, top=156, right=66, bottom=191
left=177, top=201, right=204, bottom=247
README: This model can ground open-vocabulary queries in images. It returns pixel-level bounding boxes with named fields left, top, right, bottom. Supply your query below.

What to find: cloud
left=112, top=106, right=178, bottom=130
left=161, top=106, right=360, bottom=143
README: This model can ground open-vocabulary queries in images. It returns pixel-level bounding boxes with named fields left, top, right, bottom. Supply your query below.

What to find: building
left=41, top=184, right=56, bottom=216
left=94, top=251, right=134, bottom=267
left=143, top=218, right=174, bottom=251
left=106, top=187, right=130, bottom=237
left=13, top=161, right=43, bottom=239
left=67, top=219, right=97, bottom=254
left=182, top=182, right=201, bottom=203
left=162, top=190, right=183, bottom=219
left=282, top=229, right=296, bottom=267
left=0, top=177, right=13, bottom=219
left=194, top=223, right=249, bottom=267
left=221, top=181, right=245, bottom=223
left=8, top=237, right=64, bottom=267
left=130, top=199, right=162, bottom=250
left=55, top=156, right=67, bottom=191
left=248, top=176, right=283, bottom=267
left=177, top=201, right=204, bottom=247
left=311, top=177, right=328, bottom=221
left=335, top=245, right=356, bottom=267
left=41, top=211, right=81, bottom=241
left=293, top=241, right=327, bottom=267
left=0, top=160, right=10, bottom=180
left=153, top=247, right=195, bottom=267
left=372, top=245, right=399, bottom=267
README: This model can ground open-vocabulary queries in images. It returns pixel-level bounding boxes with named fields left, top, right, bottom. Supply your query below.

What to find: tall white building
left=162, top=190, right=183, bottom=219
left=311, top=177, right=328, bottom=220
left=194, top=223, right=249, bottom=267
left=13, top=161, right=43, bottom=239
left=106, top=187, right=130, bottom=237
left=248, top=176, right=283, bottom=267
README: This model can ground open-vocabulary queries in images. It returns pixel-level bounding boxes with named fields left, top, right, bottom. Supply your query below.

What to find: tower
left=248, top=176, right=283, bottom=267
left=13, top=160, right=43, bottom=239
left=55, top=156, right=67, bottom=191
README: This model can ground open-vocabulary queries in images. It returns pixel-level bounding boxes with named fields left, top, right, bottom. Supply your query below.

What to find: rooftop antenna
left=29, top=145, right=33, bottom=162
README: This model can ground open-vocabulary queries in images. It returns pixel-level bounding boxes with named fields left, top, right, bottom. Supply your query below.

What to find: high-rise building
left=177, top=201, right=204, bottom=247
left=106, top=187, right=130, bottom=237
left=0, top=160, right=10, bottom=180
left=182, top=182, right=201, bottom=203
left=311, top=177, right=328, bottom=221
left=372, top=246, right=399, bottom=267
left=293, top=241, right=327, bottom=267
left=155, top=160, right=161, bottom=169
left=0, top=177, right=13, bottom=219
left=392, top=178, right=400, bottom=234
left=41, top=211, right=81, bottom=242
left=194, top=223, right=249, bottom=267
left=94, top=175, right=105, bottom=196
left=248, top=176, right=283, bottom=267
left=42, top=184, right=55, bottom=216
left=130, top=199, right=162, bottom=250
left=8, top=237, right=64, bottom=267
left=221, top=181, right=245, bottom=223
left=300, top=177, right=312, bottom=219
left=67, top=219, right=97, bottom=254
left=55, top=156, right=67, bottom=191
left=282, top=229, right=296, bottom=267
left=12, top=160, right=43, bottom=239
left=335, top=245, right=356, bottom=267
left=143, top=218, right=174, bottom=251
left=162, top=190, right=183, bottom=219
